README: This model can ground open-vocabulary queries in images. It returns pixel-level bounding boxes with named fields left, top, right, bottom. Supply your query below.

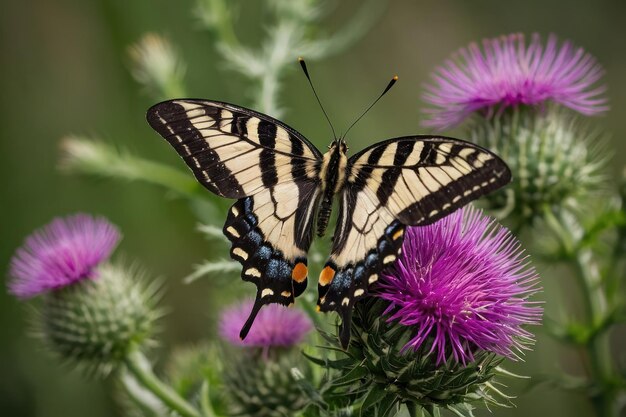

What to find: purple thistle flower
left=219, top=300, right=313, bottom=349
left=379, top=207, right=542, bottom=365
left=8, top=214, right=121, bottom=298
left=422, top=33, right=608, bottom=130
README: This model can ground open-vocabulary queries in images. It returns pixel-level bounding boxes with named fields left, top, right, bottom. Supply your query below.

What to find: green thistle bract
left=471, top=107, right=607, bottom=224
left=223, top=348, right=311, bottom=417
left=40, top=262, right=161, bottom=375
left=317, top=298, right=511, bottom=416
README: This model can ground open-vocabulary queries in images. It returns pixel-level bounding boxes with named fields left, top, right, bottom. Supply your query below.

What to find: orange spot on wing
left=319, top=266, right=336, bottom=286
left=292, top=262, right=308, bottom=283
left=392, top=229, right=404, bottom=240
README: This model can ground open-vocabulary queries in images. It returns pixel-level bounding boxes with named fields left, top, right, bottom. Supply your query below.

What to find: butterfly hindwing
left=318, top=136, right=511, bottom=347
left=224, top=181, right=321, bottom=338
left=147, top=99, right=323, bottom=337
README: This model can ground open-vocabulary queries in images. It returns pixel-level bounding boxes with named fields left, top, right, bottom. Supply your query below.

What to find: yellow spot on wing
left=226, top=226, right=240, bottom=238
left=232, top=248, right=248, bottom=260
left=392, top=229, right=404, bottom=240
left=245, top=268, right=261, bottom=278
left=383, top=255, right=396, bottom=264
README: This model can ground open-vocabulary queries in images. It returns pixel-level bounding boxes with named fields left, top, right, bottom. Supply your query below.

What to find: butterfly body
left=147, top=98, right=511, bottom=348
left=317, top=139, right=348, bottom=237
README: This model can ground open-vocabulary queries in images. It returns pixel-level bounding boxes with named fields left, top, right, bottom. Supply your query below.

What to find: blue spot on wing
left=256, top=245, right=272, bottom=260
left=330, top=270, right=352, bottom=291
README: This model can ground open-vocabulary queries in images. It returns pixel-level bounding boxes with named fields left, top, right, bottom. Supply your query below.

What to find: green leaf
left=447, top=403, right=475, bottom=417
left=360, top=384, right=386, bottom=416
left=578, top=209, right=626, bottom=250
left=376, top=395, right=399, bottom=417
left=331, top=363, right=369, bottom=387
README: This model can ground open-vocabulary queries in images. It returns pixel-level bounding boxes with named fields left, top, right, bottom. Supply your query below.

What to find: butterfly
left=147, top=70, right=511, bottom=348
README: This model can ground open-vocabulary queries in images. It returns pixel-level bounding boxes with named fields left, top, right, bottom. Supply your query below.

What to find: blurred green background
left=2, top=0, right=625, bottom=416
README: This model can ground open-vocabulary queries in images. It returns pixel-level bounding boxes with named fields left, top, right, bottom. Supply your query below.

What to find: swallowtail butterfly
left=147, top=62, right=511, bottom=348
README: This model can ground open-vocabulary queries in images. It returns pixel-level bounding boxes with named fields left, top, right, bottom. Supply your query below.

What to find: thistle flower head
left=423, top=33, right=608, bottom=130
left=8, top=214, right=121, bottom=298
left=219, top=300, right=312, bottom=349
left=41, top=262, right=162, bottom=375
left=379, top=207, right=542, bottom=365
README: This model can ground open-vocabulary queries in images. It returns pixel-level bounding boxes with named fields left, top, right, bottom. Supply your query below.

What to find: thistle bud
left=219, top=300, right=313, bottom=416
left=41, top=262, right=161, bottom=375
left=471, top=108, right=606, bottom=224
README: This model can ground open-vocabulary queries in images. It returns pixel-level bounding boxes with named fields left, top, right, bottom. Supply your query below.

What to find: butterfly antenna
left=299, top=57, right=338, bottom=139
left=343, top=75, right=398, bottom=140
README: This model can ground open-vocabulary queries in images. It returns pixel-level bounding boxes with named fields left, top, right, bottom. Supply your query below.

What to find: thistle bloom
left=422, top=33, right=607, bottom=130
left=219, top=300, right=312, bottom=348
left=8, top=214, right=121, bottom=298
left=379, top=207, right=541, bottom=364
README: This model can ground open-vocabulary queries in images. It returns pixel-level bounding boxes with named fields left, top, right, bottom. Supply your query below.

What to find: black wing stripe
left=376, top=141, right=414, bottom=206
left=230, top=113, right=249, bottom=137
left=258, top=120, right=279, bottom=188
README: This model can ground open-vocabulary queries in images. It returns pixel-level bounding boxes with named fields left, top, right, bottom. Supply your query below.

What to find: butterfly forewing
left=318, top=136, right=511, bottom=347
left=147, top=99, right=323, bottom=337
left=147, top=99, right=321, bottom=198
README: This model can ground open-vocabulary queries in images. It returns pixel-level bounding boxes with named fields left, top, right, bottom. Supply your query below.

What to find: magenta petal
left=219, top=300, right=313, bottom=348
left=8, top=214, right=121, bottom=298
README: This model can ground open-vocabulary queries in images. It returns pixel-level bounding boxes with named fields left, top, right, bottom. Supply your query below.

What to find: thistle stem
left=124, top=349, right=202, bottom=417
left=200, top=381, right=218, bottom=417
left=574, top=251, right=616, bottom=417
left=548, top=208, right=618, bottom=417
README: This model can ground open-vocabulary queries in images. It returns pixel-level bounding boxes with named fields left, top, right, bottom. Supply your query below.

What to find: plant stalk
left=124, top=349, right=202, bottom=417
left=554, top=209, right=617, bottom=417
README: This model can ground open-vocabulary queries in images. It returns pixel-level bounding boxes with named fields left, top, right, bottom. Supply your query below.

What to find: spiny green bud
left=470, top=107, right=607, bottom=225
left=223, top=348, right=311, bottom=417
left=40, top=262, right=162, bottom=375
left=316, top=298, right=513, bottom=416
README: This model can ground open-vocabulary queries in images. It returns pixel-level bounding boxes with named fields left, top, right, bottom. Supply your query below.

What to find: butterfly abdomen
left=317, top=198, right=333, bottom=237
